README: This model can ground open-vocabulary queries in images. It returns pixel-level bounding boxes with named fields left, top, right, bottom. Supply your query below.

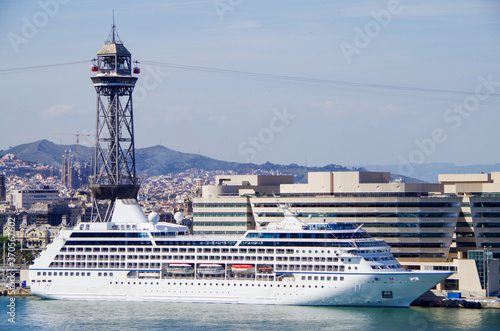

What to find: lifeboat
left=258, top=265, right=274, bottom=273
left=198, top=263, right=224, bottom=275
left=91, top=65, right=98, bottom=72
left=168, top=263, right=194, bottom=275
left=231, top=264, right=255, bottom=274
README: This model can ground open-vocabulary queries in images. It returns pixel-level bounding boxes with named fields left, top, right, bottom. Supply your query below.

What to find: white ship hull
left=30, top=269, right=450, bottom=307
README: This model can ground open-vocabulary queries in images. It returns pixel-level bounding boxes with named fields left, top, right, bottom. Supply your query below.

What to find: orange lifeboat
left=258, top=266, right=274, bottom=273
left=231, top=264, right=255, bottom=274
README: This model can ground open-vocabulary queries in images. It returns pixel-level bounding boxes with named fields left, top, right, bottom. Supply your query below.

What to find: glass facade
left=468, top=249, right=493, bottom=290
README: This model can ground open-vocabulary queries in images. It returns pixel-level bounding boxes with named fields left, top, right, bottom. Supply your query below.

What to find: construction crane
left=49, top=131, right=92, bottom=163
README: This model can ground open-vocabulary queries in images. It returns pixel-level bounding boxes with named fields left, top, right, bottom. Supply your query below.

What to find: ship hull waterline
left=29, top=270, right=451, bottom=307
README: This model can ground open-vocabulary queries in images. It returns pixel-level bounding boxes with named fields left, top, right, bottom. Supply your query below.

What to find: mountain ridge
left=4, top=140, right=496, bottom=183
left=0, top=140, right=362, bottom=183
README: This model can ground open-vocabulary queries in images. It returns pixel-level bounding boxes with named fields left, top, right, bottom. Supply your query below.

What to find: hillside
left=0, top=140, right=93, bottom=168
left=0, top=140, right=361, bottom=182
left=3, top=140, right=496, bottom=183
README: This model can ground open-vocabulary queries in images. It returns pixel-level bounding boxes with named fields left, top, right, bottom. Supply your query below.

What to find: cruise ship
left=29, top=199, right=452, bottom=307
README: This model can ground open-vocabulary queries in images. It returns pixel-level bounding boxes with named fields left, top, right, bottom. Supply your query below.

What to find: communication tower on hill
left=90, top=20, right=141, bottom=222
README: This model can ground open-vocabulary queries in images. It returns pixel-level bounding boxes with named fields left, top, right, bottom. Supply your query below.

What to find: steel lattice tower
left=90, top=23, right=140, bottom=222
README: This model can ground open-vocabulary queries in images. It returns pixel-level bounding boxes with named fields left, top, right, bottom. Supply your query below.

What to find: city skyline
left=1, top=0, right=500, bottom=170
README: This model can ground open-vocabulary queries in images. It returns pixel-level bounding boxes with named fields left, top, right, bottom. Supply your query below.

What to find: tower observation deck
left=90, top=23, right=140, bottom=222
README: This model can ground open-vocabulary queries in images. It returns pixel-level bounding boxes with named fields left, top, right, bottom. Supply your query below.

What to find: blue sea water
left=1, top=296, right=499, bottom=330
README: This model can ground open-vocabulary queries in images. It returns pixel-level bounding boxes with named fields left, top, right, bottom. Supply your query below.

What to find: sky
left=1, top=0, right=500, bottom=174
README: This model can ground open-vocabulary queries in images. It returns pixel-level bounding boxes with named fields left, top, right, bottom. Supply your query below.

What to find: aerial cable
left=2, top=60, right=500, bottom=104
left=141, top=60, right=500, bottom=99
left=0, top=61, right=89, bottom=74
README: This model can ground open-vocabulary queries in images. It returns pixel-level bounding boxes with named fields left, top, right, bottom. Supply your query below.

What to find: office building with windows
left=10, top=187, right=60, bottom=210
left=439, top=172, right=500, bottom=259
left=194, top=172, right=461, bottom=263
left=193, top=171, right=500, bottom=296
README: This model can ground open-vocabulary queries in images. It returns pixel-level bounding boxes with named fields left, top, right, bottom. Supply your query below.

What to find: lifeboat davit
left=231, top=264, right=255, bottom=274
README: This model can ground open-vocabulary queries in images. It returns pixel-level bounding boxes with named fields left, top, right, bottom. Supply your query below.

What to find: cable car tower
left=90, top=21, right=140, bottom=222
